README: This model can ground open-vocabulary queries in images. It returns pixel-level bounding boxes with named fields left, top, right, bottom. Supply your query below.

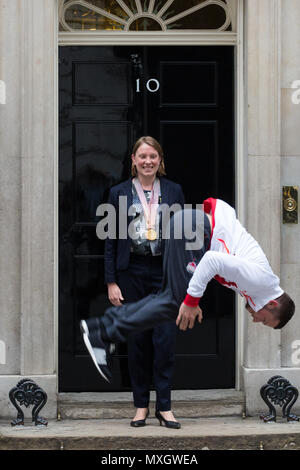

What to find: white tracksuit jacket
left=184, top=198, right=283, bottom=312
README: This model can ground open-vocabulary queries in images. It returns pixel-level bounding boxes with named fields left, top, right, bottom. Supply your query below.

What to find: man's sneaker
left=81, top=317, right=116, bottom=354
left=80, top=319, right=112, bottom=383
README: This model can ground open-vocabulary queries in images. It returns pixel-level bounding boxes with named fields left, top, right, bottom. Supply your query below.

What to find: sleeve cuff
left=183, top=294, right=201, bottom=307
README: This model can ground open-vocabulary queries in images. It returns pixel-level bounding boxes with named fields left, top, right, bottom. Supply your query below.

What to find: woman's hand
left=176, top=303, right=203, bottom=331
left=107, top=282, right=124, bottom=306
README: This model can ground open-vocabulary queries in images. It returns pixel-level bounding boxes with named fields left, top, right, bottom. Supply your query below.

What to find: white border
left=56, top=1, right=245, bottom=392
left=235, top=0, right=245, bottom=392
left=55, top=0, right=59, bottom=396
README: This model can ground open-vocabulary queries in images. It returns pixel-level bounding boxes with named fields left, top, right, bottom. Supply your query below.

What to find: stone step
left=1, top=416, right=300, bottom=451
left=57, top=389, right=245, bottom=420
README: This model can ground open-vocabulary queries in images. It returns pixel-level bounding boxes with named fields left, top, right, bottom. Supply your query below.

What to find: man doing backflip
left=81, top=197, right=295, bottom=383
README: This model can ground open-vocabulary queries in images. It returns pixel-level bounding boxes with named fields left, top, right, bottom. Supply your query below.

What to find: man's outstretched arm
left=176, top=251, right=271, bottom=330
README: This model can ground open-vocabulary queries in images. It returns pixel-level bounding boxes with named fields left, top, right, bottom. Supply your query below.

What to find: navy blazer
left=104, top=177, right=185, bottom=284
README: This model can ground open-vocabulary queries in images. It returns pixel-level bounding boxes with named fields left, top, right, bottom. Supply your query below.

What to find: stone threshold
left=57, top=389, right=245, bottom=419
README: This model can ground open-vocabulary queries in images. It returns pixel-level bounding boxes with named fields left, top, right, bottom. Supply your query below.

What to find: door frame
left=55, top=0, right=245, bottom=390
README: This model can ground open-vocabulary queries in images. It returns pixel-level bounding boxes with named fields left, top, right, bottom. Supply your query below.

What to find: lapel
left=123, top=178, right=133, bottom=219
left=159, top=177, right=169, bottom=205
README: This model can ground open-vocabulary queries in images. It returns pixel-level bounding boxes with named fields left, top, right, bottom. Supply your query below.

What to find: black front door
left=59, top=45, right=235, bottom=392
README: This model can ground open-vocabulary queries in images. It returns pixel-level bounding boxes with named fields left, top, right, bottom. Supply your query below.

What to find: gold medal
left=146, top=228, right=157, bottom=241
left=133, top=178, right=160, bottom=243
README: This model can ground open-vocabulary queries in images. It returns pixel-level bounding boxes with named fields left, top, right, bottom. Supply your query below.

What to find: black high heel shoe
left=130, top=409, right=149, bottom=427
left=155, top=410, right=181, bottom=429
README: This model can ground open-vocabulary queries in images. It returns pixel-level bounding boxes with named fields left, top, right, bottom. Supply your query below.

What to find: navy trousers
left=117, top=254, right=176, bottom=411
left=100, top=209, right=211, bottom=343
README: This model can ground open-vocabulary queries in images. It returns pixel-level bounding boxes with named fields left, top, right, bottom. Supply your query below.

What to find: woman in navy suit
left=105, top=136, right=184, bottom=429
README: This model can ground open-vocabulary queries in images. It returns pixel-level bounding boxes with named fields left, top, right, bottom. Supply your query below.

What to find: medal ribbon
left=133, top=177, right=160, bottom=233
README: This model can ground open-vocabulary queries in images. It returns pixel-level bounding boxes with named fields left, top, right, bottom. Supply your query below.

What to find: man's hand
left=176, top=303, right=203, bottom=331
left=108, top=282, right=124, bottom=306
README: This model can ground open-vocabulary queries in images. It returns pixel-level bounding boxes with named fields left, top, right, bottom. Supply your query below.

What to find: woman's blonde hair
left=131, top=136, right=166, bottom=177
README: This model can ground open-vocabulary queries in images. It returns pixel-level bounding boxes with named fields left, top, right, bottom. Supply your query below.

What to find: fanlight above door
left=59, top=0, right=237, bottom=32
